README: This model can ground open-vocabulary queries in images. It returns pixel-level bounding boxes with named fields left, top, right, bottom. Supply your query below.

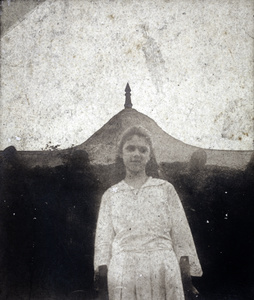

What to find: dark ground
left=0, top=148, right=253, bottom=299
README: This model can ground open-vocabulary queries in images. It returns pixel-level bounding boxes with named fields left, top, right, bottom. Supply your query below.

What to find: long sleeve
left=94, top=190, right=115, bottom=272
left=168, top=184, right=203, bottom=277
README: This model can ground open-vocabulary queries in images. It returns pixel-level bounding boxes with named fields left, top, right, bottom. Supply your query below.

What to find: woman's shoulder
left=103, top=180, right=126, bottom=195
left=148, top=177, right=175, bottom=189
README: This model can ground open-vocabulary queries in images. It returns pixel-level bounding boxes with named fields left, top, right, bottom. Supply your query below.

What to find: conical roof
left=75, top=108, right=253, bottom=169
left=76, top=108, right=198, bottom=165
left=2, top=108, right=252, bottom=170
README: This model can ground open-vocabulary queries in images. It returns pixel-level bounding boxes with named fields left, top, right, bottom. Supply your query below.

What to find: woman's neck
left=124, top=171, right=149, bottom=189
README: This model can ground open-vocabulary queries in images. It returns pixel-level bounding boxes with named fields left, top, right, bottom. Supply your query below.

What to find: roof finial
left=124, top=83, right=132, bottom=109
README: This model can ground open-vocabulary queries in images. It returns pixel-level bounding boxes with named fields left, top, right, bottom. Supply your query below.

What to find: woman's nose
left=133, top=148, right=141, bottom=156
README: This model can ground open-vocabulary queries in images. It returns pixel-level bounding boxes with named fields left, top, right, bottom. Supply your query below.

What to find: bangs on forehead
left=124, top=134, right=150, bottom=145
left=119, top=126, right=152, bottom=146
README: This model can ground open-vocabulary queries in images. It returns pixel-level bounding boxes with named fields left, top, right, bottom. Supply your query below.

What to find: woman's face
left=121, top=135, right=151, bottom=175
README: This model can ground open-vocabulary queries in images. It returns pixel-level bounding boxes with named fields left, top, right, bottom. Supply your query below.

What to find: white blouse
left=94, top=177, right=202, bottom=277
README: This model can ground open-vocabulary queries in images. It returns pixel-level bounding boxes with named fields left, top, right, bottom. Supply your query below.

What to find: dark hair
left=115, top=126, right=159, bottom=180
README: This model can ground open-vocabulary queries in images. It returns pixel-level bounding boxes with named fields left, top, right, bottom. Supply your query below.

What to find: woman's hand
left=184, top=281, right=200, bottom=298
left=97, top=265, right=109, bottom=300
left=180, top=256, right=200, bottom=299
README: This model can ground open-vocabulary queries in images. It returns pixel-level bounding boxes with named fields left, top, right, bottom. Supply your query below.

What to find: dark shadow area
left=0, top=147, right=100, bottom=299
left=161, top=151, right=254, bottom=300
left=0, top=147, right=253, bottom=299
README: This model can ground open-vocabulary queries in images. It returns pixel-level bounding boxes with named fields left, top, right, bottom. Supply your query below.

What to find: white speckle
left=112, top=187, right=118, bottom=193
left=13, top=213, right=15, bottom=216
left=45, top=202, right=48, bottom=205
left=4, top=200, right=6, bottom=203
left=8, top=138, right=11, bottom=142
left=73, top=206, right=76, bottom=208
left=206, top=220, right=209, bottom=223
left=140, top=274, right=142, bottom=277
left=15, top=136, right=21, bottom=141
left=225, top=191, right=228, bottom=194
left=33, top=217, right=37, bottom=220
left=34, top=208, right=37, bottom=210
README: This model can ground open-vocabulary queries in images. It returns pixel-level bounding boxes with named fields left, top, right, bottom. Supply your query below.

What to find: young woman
left=94, top=126, right=202, bottom=300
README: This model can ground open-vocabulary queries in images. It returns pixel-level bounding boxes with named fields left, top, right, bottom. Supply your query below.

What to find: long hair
left=115, top=126, right=159, bottom=181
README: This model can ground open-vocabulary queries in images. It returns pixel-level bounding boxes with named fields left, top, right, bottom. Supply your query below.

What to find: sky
left=1, top=0, right=253, bottom=151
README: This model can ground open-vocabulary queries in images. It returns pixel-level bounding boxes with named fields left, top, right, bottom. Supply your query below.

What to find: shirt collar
left=115, top=177, right=165, bottom=191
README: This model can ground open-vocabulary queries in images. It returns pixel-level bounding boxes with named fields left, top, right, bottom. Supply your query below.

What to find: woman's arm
left=167, top=183, right=203, bottom=277
left=94, top=190, right=115, bottom=271
left=94, top=190, right=115, bottom=299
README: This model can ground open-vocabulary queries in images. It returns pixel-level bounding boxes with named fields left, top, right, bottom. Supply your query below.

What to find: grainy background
left=0, top=2, right=254, bottom=299
left=1, top=0, right=253, bottom=152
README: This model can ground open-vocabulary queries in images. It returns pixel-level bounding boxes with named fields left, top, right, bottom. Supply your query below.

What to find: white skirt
left=108, top=249, right=185, bottom=300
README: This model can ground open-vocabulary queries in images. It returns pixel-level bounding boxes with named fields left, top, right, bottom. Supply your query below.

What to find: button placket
left=136, top=189, right=143, bottom=220
left=129, top=189, right=139, bottom=221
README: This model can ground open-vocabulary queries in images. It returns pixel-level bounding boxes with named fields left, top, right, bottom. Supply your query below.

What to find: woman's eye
left=126, top=146, right=135, bottom=152
left=139, top=147, right=148, bottom=153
